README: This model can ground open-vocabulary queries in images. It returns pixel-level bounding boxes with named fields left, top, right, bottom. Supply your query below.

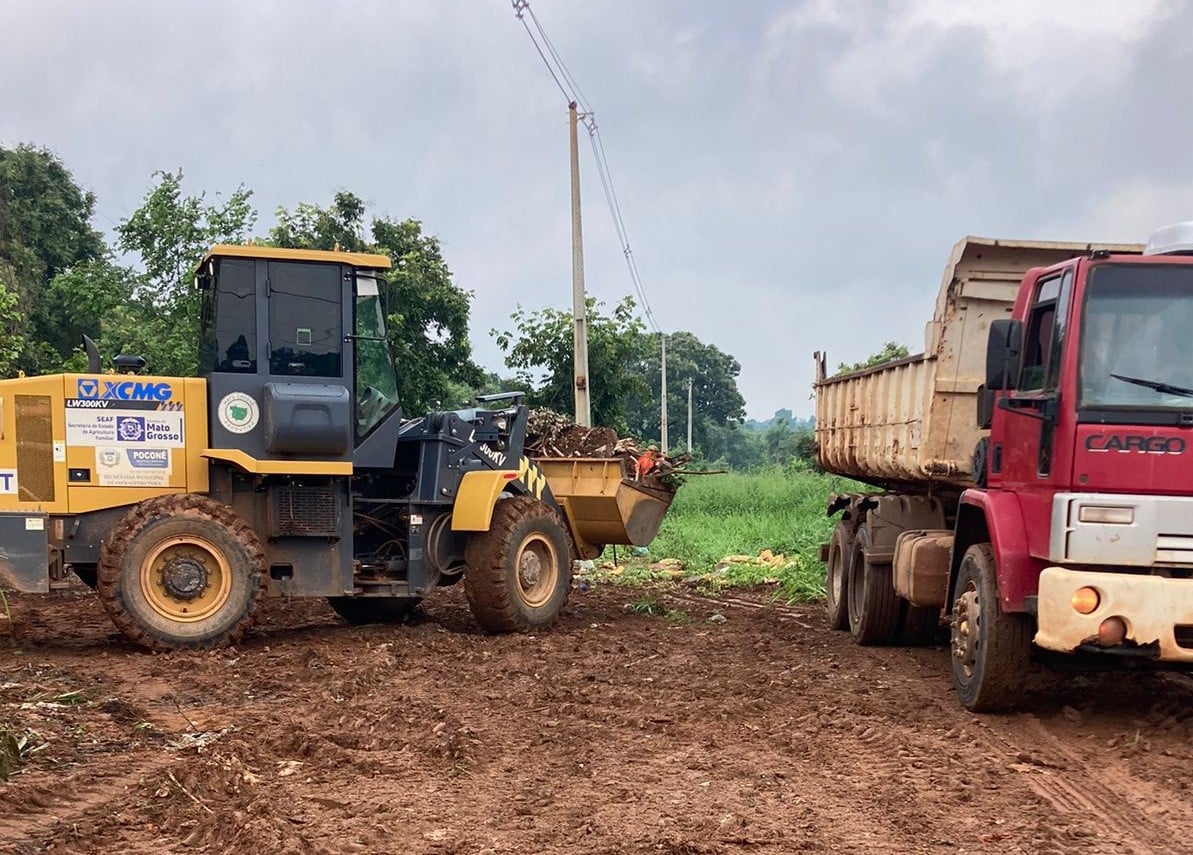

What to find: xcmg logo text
left=76, top=379, right=173, bottom=402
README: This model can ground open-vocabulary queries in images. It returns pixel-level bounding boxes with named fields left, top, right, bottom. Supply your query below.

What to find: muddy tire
left=825, top=523, right=851, bottom=631
left=97, top=495, right=266, bottom=651
left=328, top=596, right=421, bottom=625
left=900, top=602, right=941, bottom=646
left=847, top=524, right=901, bottom=645
left=464, top=496, right=573, bottom=633
left=950, top=543, right=1032, bottom=712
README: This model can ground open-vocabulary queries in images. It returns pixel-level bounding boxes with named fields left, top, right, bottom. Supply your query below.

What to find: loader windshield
left=354, top=273, right=399, bottom=439
left=1080, top=264, right=1193, bottom=412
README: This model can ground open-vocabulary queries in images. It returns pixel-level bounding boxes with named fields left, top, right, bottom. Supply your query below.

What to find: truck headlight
left=1077, top=505, right=1135, bottom=525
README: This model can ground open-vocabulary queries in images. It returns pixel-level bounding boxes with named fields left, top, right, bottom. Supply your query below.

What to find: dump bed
left=535, top=457, right=675, bottom=559
left=814, top=236, right=1141, bottom=492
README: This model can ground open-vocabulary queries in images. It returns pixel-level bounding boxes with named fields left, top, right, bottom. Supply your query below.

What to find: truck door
left=994, top=266, right=1075, bottom=556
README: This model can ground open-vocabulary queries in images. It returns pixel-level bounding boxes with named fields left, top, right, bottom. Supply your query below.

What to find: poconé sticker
left=218, top=392, right=259, bottom=434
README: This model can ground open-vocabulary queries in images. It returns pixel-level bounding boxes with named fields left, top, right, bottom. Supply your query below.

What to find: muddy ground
left=2, top=579, right=1193, bottom=855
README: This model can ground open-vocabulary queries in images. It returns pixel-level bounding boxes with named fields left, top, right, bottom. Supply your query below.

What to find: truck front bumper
left=1036, top=566, right=1193, bottom=661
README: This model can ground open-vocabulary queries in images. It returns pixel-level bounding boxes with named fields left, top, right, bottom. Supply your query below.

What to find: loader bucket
left=535, top=457, right=675, bottom=559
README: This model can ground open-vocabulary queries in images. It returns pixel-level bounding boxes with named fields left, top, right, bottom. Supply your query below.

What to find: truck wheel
left=846, top=525, right=901, bottom=645
left=464, top=496, right=573, bottom=633
left=825, top=523, right=852, bottom=631
left=97, top=495, right=266, bottom=651
left=328, top=596, right=421, bottom=625
left=950, top=543, right=1032, bottom=712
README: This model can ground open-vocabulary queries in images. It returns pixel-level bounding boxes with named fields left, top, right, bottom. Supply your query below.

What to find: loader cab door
left=353, top=272, right=400, bottom=440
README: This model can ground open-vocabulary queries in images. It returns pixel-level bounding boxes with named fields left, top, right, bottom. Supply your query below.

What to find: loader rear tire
left=847, top=524, right=901, bottom=646
left=97, top=495, right=266, bottom=651
left=464, top=496, right=573, bottom=633
left=825, top=523, right=851, bottom=631
left=328, top=596, right=421, bottom=625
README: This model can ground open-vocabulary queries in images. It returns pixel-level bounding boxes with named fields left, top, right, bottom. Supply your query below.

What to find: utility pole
left=660, top=333, right=668, bottom=453
left=686, top=377, right=694, bottom=453
left=568, top=101, right=592, bottom=427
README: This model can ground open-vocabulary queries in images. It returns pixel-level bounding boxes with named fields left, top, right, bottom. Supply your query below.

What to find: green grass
left=628, top=467, right=860, bottom=602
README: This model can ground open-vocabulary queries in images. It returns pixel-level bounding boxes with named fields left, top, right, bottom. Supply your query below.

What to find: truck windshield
left=355, top=275, right=400, bottom=439
left=1081, top=264, right=1193, bottom=409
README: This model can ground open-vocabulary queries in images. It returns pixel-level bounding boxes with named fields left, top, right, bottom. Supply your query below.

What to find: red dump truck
left=815, top=225, right=1193, bottom=711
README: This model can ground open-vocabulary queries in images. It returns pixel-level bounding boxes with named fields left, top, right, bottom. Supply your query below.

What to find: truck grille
left=1155, top=535, right=1193, bottom=565
left=270, top=485, right=340, bottom=538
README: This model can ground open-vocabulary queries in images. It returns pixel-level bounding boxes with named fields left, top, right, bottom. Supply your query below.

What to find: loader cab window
left=268, top=261, right=342, bottom=377
left=354, top=272, right=399, bottom=439
left=1019, top=270, right=1072, bottom=393
left=200, top=257, right=257, bottom=374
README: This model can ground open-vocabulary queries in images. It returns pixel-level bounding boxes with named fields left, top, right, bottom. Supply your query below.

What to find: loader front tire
left=464, top=496, right=573, bottom=633
left=98, top=495, right=266, bottom=651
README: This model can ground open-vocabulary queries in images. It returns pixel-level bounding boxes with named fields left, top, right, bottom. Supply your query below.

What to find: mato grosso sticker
left=218, top=392, right=260, bottom=434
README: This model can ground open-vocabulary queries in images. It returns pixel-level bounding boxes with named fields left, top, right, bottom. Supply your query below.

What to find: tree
left=269, top=193, right=482, bottom=414
left=0, top=144, right=104, bottom=372
left=625, top=330, right=747, bottom=460
left=493, top=296, right=652, bottom=433
left=97, top=170, right=256, bottom=376
left=0, top=266, right=27, bottom=376
left=837, top=341, right=910, bottom=374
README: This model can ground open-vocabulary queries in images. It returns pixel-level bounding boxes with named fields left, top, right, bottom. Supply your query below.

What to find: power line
left=511, top=0, right=660, bottom=334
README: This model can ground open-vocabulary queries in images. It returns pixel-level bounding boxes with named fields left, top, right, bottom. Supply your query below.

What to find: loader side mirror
left=986, top=319, right=1022, bottom=391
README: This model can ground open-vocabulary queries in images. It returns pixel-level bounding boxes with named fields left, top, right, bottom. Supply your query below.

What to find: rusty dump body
left=535, top=457, right=675, bottom=560
left=814, top=236, right=1141, bottom=494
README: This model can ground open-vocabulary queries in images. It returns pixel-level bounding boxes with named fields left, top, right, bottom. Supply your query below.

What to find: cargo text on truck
left=815, top=223, right=1193, bottom=712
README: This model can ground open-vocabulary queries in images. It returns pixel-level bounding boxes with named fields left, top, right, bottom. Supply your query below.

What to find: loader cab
left=196, top=245, right=401, bottom=467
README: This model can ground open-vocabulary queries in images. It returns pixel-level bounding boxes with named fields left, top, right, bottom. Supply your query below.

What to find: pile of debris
left=524, top=408, right=691, bottom=489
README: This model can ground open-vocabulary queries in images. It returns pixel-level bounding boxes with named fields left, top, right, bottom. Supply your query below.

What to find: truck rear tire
left=825, top=523, right=851, bottom=631
left=97, top=495, right=266, bottom=651
left=464, top=496, right=573, bottom=633
left=950, top=543, right=1032, bottom=712
left=847, top=525, right=901, bottom=645
left=328, top=597, right=422, bottom=625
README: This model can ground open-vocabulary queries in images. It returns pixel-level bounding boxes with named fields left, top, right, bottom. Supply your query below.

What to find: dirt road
left=2, top=580, right=1193, bottom=854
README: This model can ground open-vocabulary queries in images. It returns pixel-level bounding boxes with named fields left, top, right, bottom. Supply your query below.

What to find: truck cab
left=972, top=225, right=1193, bottom=668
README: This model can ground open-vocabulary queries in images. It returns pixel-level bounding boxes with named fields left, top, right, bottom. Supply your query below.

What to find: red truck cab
left=952, top=224, right=1193, bottom=707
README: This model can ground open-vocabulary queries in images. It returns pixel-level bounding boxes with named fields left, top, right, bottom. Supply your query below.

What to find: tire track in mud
left=915, top=681, right=1193, bottom=855
left=975, top=712, right=1193, bottom=855
left=681, top=589, right=1193, bottom=854
left=0, top=754, right=173, bottom=854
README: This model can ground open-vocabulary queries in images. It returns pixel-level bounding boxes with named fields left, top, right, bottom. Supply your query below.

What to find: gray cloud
left=2, top=0, right=1189, bottom=419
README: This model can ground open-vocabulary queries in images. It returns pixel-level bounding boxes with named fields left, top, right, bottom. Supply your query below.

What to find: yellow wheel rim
left=140, top=535, right=232, bottom=623
left=514, top=532, right=558, bottom=609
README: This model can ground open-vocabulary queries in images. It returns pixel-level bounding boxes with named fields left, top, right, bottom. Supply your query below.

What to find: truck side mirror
left=985, top=318, right=1022, bottom=390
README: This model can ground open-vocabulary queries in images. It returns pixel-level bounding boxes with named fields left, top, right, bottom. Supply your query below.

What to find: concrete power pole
left=660, top=334, right=668, bottom=453
left=686, top=377, right=693, bottom=453
left=568, top=101, right=592, bottom=427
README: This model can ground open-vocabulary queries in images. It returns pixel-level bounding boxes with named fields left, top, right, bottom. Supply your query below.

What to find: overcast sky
left=4, top=0, right=1192, bottom=420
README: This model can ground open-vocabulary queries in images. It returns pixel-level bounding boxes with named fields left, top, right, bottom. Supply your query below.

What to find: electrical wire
left=511, top=0, right=660, bottom=334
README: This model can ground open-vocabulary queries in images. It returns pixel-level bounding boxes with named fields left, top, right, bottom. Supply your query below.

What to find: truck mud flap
left=0, top=512, right=49, bottom=593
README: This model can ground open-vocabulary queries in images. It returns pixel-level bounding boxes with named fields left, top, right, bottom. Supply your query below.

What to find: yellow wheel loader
left=0, top=245, right=673, bottom=649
